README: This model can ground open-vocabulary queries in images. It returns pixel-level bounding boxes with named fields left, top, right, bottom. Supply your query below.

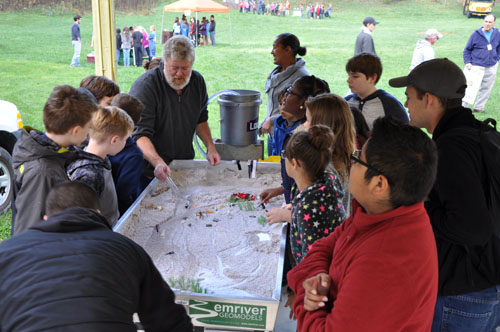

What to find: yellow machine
left=463, top=0, right=495, bottom=18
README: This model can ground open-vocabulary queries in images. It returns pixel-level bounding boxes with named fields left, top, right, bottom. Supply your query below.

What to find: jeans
left=123, top=48, right=130, bottom=66
left=71, top=40, right=81, bottom=66
left=133, top=46, right=142, bottom=66
left=210, top=31, right=216, bottom=46
left=432, top=286, right=500, bottom=332
left=116, top=49, right=120, bottom=65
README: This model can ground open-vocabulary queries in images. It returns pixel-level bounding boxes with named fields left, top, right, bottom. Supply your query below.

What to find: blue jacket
left=109, top=137, right=144, bottom=216
left=463, top=27, right=500, bottom=67
left=273, top=116, right=300, bottom=203
left=272, top=116, right=300, bottom=156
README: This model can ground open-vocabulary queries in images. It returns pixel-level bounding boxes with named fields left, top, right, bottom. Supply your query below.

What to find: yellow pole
left=91, top=0, right=118, bottom=83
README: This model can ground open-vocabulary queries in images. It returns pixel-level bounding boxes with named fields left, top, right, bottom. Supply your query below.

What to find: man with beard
left=130, top=35, right=220, bottom=186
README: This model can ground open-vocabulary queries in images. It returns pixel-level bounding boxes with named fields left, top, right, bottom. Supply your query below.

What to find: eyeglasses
left=350, top=150, right=386, bottom=177
left=286, top=86, right=302, bottom=98
left=280, top=149, right=287, bottom=159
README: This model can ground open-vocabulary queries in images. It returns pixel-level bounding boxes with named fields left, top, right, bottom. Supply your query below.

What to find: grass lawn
left=1, top=0, right=499, bottom=239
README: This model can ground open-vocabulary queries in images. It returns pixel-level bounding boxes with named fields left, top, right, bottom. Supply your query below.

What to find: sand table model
left=118, top=163, right=284, bottom=299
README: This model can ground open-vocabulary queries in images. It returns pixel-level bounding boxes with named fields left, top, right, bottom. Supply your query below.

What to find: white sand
left=118, top=165, right=284, bottom=298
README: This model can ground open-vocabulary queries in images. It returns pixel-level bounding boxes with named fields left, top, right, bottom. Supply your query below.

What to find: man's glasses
left=350, top=150, right=386, bottom=177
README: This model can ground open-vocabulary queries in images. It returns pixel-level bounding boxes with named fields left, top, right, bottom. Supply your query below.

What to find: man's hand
left=266, top=204, right=291, bottom=225
left=465, top=62, right=472, bottom=70
left=260, top=119, right=272, bottom=135
left=303, top=273, right=331, bottom=312
left=207, top=147, right=221, bottom=166
left=154, top=161, right=171, bottom=181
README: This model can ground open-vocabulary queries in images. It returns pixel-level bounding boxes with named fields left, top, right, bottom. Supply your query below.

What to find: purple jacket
left=463, top=27, right=500, bottom=67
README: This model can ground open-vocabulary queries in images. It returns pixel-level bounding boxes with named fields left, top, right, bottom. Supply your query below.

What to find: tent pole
left=196, top=12, right=198, bottom=47
left=229, top=13, right=232, bottom=46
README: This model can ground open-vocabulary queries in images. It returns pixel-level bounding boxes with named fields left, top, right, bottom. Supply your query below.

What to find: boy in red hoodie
left=287, top=116, right=439, bottom=332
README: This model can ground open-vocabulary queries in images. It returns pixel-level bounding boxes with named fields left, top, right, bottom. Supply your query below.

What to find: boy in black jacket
left=0, top=182, right=193, bottom=332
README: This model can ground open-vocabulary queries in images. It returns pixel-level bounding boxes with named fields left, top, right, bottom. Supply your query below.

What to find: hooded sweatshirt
left=11, top=129, right=78, bottom=234
left=410, top=39, right=435, bottom=71
left=263, top=58, right=309, bottom=131
left=0, top=207, right=193, bottom=332
left=67, top=150, right=119, bottom=226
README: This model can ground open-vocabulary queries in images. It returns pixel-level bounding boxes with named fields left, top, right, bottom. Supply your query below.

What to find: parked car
left=0, top=100, right=23, bottom=214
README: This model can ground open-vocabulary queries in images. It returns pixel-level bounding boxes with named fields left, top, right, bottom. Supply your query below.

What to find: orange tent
left=161, top=0, right=232, bottom=45
left=163, top=0, right=229, bottom=13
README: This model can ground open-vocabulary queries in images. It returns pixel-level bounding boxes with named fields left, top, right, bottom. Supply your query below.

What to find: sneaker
left=473, top=109, right=485, bottom=113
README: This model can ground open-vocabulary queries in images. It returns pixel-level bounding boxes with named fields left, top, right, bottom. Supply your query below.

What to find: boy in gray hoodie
left=12, top=85, right=98, bottom=234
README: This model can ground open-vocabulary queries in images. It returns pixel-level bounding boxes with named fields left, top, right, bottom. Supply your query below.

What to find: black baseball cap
left=389, top=58, right=467, bottom=99
left=363, top=17, right=379, bottom=25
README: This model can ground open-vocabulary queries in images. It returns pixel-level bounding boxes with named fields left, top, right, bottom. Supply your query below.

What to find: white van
left=0, top=100, right=23, bottom=214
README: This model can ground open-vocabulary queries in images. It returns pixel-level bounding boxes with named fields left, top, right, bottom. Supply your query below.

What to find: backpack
left=452, top=118, right=500, bottom=238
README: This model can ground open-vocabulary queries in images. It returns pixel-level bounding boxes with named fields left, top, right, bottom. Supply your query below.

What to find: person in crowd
left=129, top=35, right=221, bottom=187
left=80, top=75, right=120, bottom=106
left=288, top=116, right=439, bottom=332
left=109, top=94, right=145, bottom=216
left=354, top=16, right=378, bottom=56
left=142, top=57, right=162, bottom=71
left=70, top=15, right=82, bottom=67
left=409, top=28, right=442, bottom=71
left=261, top=75, right=330, bottom=208
left=67, top=106, right=133, bottom=226
left=304, top=93, right=356, bottom=215
left=131, top=25, right=143, bottom=67
left=180, top=18, right=189, bottom=37
left=115, top=28, right=122, bottom=66
left=121, top=26, right=132, bottom=67
left=209, top=15, right=216, bottom=46
left=189, top=17, right=196, bottom=44
left=11, top=85, right=98, bottom=234
left=149, top=25, right=156, bottom=58
left=389, top=57, right=500, bottom=332
left=0, top=181, right=193, bottom=331
left=345, top=53, right=409, bottom=129
left=173, top=17, right=181, bottom=35
left=285, top=125, right=346, bottom=265
left=200, top=17, right=208, bottom=45
left=140, top=26, right=150, bottom=61
left=463, top=14, right=500, bottom=113
left=261, top=33, right=309, bottom=155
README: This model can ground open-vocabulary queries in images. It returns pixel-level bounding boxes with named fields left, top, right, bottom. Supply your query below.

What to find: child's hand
left=303, top=273, right=331, bottom=312
left=260, top=187, right=282, bottom=203
left=266, top=207, right=291, bottom=225
left=284, top=291, right=297, bottom=320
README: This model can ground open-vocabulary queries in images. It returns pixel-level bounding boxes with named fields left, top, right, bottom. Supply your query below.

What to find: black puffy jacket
left=0, top=207, right=193, bottom=332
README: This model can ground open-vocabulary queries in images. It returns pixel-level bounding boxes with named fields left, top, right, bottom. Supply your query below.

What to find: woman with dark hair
left=261, top=33, right=309, bottom=155
left=261, top=75, right=330, bottom=212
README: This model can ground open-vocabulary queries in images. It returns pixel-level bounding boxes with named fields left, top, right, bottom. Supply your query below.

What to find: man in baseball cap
left=390, top=58, right=500, bottom=331
left=409, top=29, right=443, bottom=71
left=355, top=16, right=379, bottom=56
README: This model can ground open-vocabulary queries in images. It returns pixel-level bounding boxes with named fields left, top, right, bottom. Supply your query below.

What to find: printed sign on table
left=189, top=299, right=267, bottom=329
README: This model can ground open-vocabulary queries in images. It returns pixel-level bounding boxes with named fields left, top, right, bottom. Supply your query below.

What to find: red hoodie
left=288, top=199, right=438, bottom=332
